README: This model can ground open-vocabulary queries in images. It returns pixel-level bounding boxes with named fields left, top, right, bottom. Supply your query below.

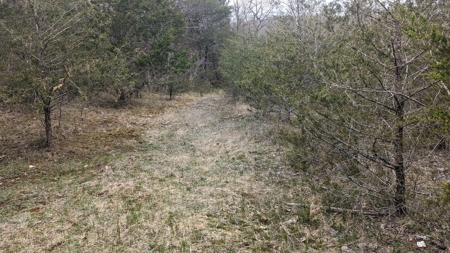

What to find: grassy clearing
left=1, top=91, right=449, bottom=252
left=0, top=92, right=193, bottom=186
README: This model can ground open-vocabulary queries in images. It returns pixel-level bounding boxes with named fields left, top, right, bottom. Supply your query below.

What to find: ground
left=0, top=92, right=448, bottom=252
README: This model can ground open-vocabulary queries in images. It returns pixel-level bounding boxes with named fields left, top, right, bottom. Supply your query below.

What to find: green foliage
left=307, top=1, right=450, bottom=214
left=424, top=102, right=450, bottom=133
left=221, top=0, right=450, bottom=215
left=221, top=20, right=320, bottom=114
left=181, top=0, right=231, bottom=84
left=0, top=0, right=231, bottom=146
left=429, top=27, right=450, bottom=76
left=423, top=17, right=450, bottom=146
left=108, top=0, right=190, bottom=98
left=430, top=27, right=450, bottom=84
left=0, top=0, right=98, bottom=145
left=1, top=0, right=87, bottom=102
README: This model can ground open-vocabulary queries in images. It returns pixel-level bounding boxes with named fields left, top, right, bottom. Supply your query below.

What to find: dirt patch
left=0, top=92, right=197, bottom=187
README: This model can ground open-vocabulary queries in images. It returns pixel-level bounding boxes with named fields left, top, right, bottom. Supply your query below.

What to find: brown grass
left=0, top=91, right=449, bottom=252
left=0, top=92, right=195, bottom=186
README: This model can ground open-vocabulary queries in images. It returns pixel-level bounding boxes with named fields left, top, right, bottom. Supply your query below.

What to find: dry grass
left=0, top=91, right=449, bottom=252
left=0, top=92, right=195, bottom=185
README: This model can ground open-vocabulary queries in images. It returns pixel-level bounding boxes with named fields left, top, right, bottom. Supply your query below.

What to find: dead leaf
left=53, top=84, right=63, bottom=92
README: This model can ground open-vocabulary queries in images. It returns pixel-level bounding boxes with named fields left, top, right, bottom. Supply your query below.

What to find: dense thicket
left=220, top=0, right=450, bottom=215
left=0, top=0, right=230, bottom=146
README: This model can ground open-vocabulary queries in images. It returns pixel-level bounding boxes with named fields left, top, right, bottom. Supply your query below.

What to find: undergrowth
left=272, top=125, right=450, bottom=252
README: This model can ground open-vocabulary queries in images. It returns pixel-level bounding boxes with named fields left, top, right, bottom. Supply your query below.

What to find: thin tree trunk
left=394, top=99, right=406, bottom=215
left=392, top=20, right=407, bottom=215
left=44, top=104, right=53, bottom=147
left=392, top=18, right=407, bottom=215
left=118, top=89, right=126, bottom=101
left=169, top=85, right=173, bottom=100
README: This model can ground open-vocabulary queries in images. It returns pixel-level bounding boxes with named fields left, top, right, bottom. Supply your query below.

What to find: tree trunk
left=393, top=99, right=406, bottom=215
left=44, top=104, right=53, bottom=147
left=169, top=85, right=173, bottom=100
left=392, top=21, right=407, bottom=215
left=118, top=89, right=126, bottom=101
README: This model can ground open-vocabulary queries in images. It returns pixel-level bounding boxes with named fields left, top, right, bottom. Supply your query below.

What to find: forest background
left=1, top=0, right=450, bottom=251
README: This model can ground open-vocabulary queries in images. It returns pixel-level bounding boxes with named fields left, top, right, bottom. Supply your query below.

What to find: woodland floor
left=0, top=91, right=449, bottom=252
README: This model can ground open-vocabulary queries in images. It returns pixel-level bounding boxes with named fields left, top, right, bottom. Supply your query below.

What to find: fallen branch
left=284, top=202, right=388, bottom=216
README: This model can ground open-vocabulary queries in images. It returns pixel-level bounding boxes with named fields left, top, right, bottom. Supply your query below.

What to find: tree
left=179, top=0, right=231, bottom=85
left=221, top=0, right=450, bottom=215
left=1, top=0, right=92, bottom=147
left=221, top=0, right=323, bottom=112
left=298, top=0, right=450, bottom=215
left=230, top=0, right=280, bottom=34
left=426, top=21, right=450, bottom=148
left=109, top=0, right=189, bottom=99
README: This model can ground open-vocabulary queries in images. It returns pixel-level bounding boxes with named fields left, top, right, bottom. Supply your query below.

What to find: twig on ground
left=284, top=202, right=388, bottom=216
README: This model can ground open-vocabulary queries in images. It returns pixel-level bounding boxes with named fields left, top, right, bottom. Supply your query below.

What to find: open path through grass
left=1, top=93, right=330, bottom=252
